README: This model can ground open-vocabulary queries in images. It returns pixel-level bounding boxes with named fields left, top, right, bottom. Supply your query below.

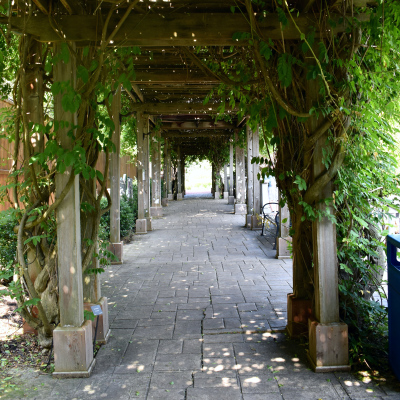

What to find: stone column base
left=235, top=204, right=247, bottom=215
left=108, top=242, right=123, bottom=264
left=53, top=320, right=95, bottom=378
left=150, top=206, right=163, bottom=217
left=136, top=218, right=147, bottom=234
left=246, top=214, right=252, bottom=228
left=308, top=318, right=350, bottom=372
left=251, top=215, right=262, bottom=230
left=84, top=296, right=110, bottom=345
left=277, top=237, right=292, bottom=259
left=223, top=192, right=229, bottom=200
left=161, top=198, right=168, bottom=207
left=228, top=196, right=235, bottom=205
left=146, top=217, right=153, bottom=231
left=177, top=193, right=183, bottom=201
left=214, top=191, right=220, bottom=199
left=287, top=294, right=312, bottom=338
left=167, top=194, right=174, bottom=201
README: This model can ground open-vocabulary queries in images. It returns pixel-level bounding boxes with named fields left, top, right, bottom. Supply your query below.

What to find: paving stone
left=194, top=376, right=239, bottom=388
left=203, top=343, right=234, bottom=358
left=158, top=340, right=183, bottom=354
left=182, top=339, right=203, bottom=354
left=186, top=387, right=243, bottom=400
left=203, top=318, right=224, bottom=330
left=133, top=325, right=174, bottom=339
left=239, top=374, right=281, bottom=393
left=280, top=387, right=341, bottom=400
left=150, top=371, right=193, bottom=388
left=203, top=333, right=244, bottom=343
left=146, top=388, right=187, bottom=399
left=154, top=354, right=201, bottom=372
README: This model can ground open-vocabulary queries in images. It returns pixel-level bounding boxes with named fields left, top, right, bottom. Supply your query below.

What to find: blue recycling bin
left=387, top=234, right=400, bottom=380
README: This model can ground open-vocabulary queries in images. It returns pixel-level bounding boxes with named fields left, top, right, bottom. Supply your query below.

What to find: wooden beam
left=133, top=69, right=218, bottom=83
left=132, top=102, right=239, bottom=115
left=2, top=13, right=370, bottom=46
left=161, top=121, right=235, bottom=130
left=162, top=131, right=231, bottom=137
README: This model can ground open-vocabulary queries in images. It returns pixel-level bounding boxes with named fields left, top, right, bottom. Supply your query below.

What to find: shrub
left=0, top=210, right=17, bottom=279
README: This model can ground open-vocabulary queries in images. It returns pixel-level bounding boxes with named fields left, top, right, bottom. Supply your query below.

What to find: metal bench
left=260, top=202, right=279, bottom=250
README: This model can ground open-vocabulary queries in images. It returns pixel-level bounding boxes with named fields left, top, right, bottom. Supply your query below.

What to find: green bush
left=0, top=210, right=17, bottom=274
left=100, top=179, right=138, bottom=240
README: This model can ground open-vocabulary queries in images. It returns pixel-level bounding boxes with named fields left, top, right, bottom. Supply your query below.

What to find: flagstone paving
left=5, top=197, right=400, bottom=399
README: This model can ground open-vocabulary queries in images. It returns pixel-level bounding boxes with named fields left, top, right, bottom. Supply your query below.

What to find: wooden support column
left=251, top=126, right=262, bottom=230
left=228, top=142, right=235, bottom=205
left=136, top=113, right=147, bottom=234
left=167, top=140, right=173, bottom=201
left=276, top=192, right=292, bottom=259
left=223, top=164, right=229, bottom=200
left=162, top=138, right=169, bottom=206
left=214, top=166, right=221, bottom=200
left=234, top=130, right=247, bottom=214
left=211, top=163, right=215, bottom=195
left=151, top=128, right=163, bottom=217
left=109, top=85, right=123, bottom=263
left=306, top=48, right=349, bottom=371
left=246, top=124, right=253, bottom=227
left=53, top=43, right=94, bottom=378
left=177, top=145, right=183, bottom=200
left=182, top=156, right=186, bottom=196
left=143, top=115, right=152, bottom=230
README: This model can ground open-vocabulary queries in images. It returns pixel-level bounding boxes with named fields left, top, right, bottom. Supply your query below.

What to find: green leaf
left=230, top=5, right=235, bottom=12
left=77, top=66, right=89, bottom=84
left=277, top=7, right=288, bottom=27
left=84, top=310, right=96, bottom=321
left=277, top=54, right=293, bottom=87
left=61, top=42, right=70, bottom=64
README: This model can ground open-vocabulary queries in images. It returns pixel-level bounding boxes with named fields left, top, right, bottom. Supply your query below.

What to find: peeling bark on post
left=229, top=142, right=234, bottom=196
left=234, top=131, right=246, bottom=214
left=246, top=124, right=254, bottom=226
left=143, top=115, right=152, bottom=230
left=177, top=145, right=182, bottom=200
left=151, top=128, right=163, bottom=216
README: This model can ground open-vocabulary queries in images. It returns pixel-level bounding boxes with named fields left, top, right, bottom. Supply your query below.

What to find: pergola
left=2, top=0, right=367, bottom=377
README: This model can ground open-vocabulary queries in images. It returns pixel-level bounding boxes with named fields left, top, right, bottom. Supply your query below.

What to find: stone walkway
left=5, top=198, right=398, bottom=399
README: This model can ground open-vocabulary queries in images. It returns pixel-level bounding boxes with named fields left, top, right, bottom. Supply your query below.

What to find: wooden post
left=167, top=140, right=173, bottom=201
left=162, top=138, right=169, bottom=206
left=223, top=164, right=229, bottom=200
left=306, top=47, right=349, bottom=371
left=211, top=163, right=215, bottom=195
left=109, top=85, right=123, bottom=263
left=246, top=124, right=253, bottom=227
left=234, top=130, right=247, bottom=214
left=151, top=128, right=163, bottom=216
left=136, top=113, right=147, bottom=234
left=276, top=192, right=292, bottom=259
left=228, top=142, right=235, bottom=204
left=53, top=43, right=94, bottom=377
left=182, top=155, right=186, bottom=195
left=143, top=115, right=152, bottom=230
left=177, top=145, right=183, bottom=200
left=250, top=126, right=261, bottom=230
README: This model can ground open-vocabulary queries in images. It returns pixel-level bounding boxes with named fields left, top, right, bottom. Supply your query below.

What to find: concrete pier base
left=287, top=294, right=312, bottom=338
left=53, top=320, right=95, bottom=378
left=161, top=198, right=168, bottom=207
left=136, top=219, right=147, bottom=234
left=223, top=192, right=229, bottom=200
left=108, top=242, right=123, bottom=264
left=146, top=217, right=153, bottom=231
left=177, top=193, right=183, bottom=201
left=251, top=215, right=262, bottom=230
left=168, top=194, right=174, bottom=201
left=84, top=296, right=110, bottom=345
left=214, top=191, right=220, bottom=199
left=277, top=237, right=292, bottom=259
left=228, top=196, right=235, bottom=205
left=150, top=206, right=163, bottom=217
left=235, top=204, right=247, bottom=215
left=308, top=319, right=350, bottom=372
left=246, top=214, right=252, bottom=228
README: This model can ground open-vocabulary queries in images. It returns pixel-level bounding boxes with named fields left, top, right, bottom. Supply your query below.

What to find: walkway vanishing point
left=7, top=196, right=393, bottom=400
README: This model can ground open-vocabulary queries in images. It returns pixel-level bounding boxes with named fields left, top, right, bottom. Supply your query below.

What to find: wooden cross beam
left=134, top=102, right=238, bottom=114
left=162, top=130, right=232, bottom=137
left=161, top=121, right=235, bottom=130
left=2, top=13, right=369, bottom=46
